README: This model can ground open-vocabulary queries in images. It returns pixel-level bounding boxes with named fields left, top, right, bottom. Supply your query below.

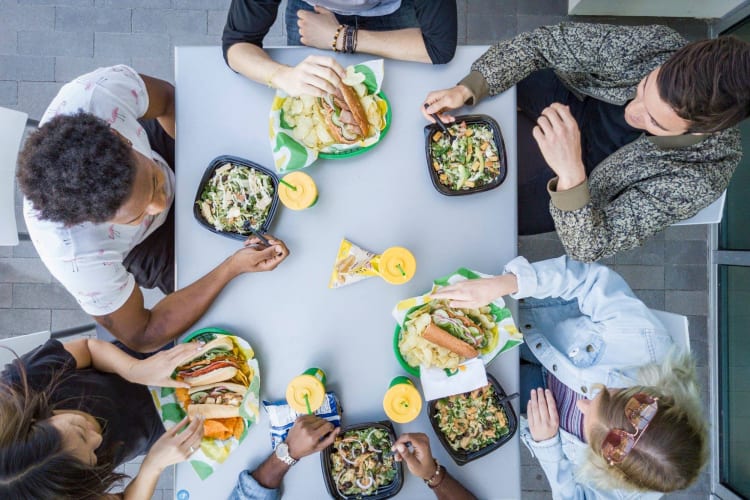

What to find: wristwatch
left=275, top=442, right=298, bottom=466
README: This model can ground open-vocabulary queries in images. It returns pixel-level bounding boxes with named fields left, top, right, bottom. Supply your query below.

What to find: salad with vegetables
left=330, top=427, right=397, bottom=497
left=430, top=121, right=501, bottom=191
left=434, top=384, right=509, bottom=452
left=197, top=162, right=275, bottom=234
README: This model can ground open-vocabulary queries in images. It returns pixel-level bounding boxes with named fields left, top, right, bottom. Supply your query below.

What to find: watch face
left=276, top=443, right=289, bottom=457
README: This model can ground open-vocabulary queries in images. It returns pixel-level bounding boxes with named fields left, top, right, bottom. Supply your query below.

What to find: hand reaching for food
left=286, top=415, right=340, bottom=460
left=422, top=85, right=475, bottom=123
left=273, top=55, right=346, bottom=97
left=232, top=235, right=290, bottom=273
left=391, top=433, right=436, bottom=479
left=527, top=388, right=560, bottom=442
left=143, top=416, right=205, bottom=472
left=429, top=274, right=518, bottom=309
left=126, top=341, right=206, bottom=388
left=532, top=103, right=586, bottom=191
left=298, top=6, right=340, bottom=51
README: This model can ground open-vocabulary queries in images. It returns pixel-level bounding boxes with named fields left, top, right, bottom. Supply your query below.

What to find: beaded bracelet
left=423, top=459, right=443, bottom=488
left=331, top=24, right=344, bottom=52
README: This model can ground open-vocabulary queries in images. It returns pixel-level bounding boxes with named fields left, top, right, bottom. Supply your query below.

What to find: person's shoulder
left=1, top=339, right=75, bottom=386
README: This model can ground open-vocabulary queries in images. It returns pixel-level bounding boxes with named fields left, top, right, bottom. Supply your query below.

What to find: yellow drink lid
left=378, top=247, right=416, bottom=285
left=383, top=379, right=422, bottom=423
left=286, top=374, right=326, bottom=414
left=279, top=171, right=318, bottom=210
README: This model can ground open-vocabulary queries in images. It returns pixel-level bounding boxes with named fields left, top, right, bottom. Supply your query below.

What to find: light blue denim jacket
left=230, top=470, right=278, bottom=500
left=507, top=255, right=672, bottom=500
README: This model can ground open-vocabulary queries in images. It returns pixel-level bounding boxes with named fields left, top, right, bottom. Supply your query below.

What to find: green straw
left=280, top=179, right=297, bottom=191
left=304, top=393, right=312, bottom=414
left=396, top=264, right=406, bottom=277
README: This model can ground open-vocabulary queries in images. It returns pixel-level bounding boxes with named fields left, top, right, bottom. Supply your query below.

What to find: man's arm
left=94, top=238, right=289, bottom=353
left=139, top=74, right=175, bottom=139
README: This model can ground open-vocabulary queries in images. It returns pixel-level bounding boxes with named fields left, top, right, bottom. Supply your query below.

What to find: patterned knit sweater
left=459, top=23, right=741, bottom=262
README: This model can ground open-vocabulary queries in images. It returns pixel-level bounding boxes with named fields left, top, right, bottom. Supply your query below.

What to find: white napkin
left=420, top=357, right=488, bottom=401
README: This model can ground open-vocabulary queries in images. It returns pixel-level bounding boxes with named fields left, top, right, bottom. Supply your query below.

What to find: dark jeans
left=122, top=119, right=176, bottom=294
left=517, top=69, right=640, bottom=235
left=285, top=0, right=418, bottom=45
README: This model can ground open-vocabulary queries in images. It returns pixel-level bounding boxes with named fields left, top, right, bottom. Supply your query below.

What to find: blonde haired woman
left=431, top=256, right=707, bottom=498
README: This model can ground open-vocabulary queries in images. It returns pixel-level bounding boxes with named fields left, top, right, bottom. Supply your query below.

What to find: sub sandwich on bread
left=318, top=83, right=370, bottom=144
left=173, top=336, right=249, bottom=386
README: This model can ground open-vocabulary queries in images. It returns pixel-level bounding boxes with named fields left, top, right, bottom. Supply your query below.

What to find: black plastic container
left=193, top=155, right=280, bottom=241
left=423, top=114, right=507, bottom=196
left=321, top=420, right=403, bottom=500
left=428, top=374, right=518, bottom=466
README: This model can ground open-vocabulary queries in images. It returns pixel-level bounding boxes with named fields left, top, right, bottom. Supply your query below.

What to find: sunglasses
left=600, top=393, right=659, bottom=466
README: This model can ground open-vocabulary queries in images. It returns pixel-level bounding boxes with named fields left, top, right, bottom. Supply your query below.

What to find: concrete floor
left=1, top=1, right=713, bottom=499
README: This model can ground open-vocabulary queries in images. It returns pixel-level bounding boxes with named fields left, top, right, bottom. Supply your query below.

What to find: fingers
left=527, top=388, right=540, bottom=427
left=168, top=416, right=191, bottom=436
left=178, top=416, right=204, bottom=446
left=314, top=426, right=340, bottom=452
left=544, top=388, right=559, bottom=425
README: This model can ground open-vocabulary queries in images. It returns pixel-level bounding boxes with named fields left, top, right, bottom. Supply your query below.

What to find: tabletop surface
left=174, top=45, right=519, bottom=500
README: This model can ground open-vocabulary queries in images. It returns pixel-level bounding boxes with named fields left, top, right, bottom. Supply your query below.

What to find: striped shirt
left=547, top=372, right=586, bottom=441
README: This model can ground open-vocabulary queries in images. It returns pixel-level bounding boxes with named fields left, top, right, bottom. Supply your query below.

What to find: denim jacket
left=506, top=256, right=672, bottom=500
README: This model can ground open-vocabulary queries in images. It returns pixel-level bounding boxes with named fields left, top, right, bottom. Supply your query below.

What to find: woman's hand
left=392, top=433, right=437, bottom=480
left=297, top=6, right=340, bottom=51
left=142, top=416, right=204, bottom=473
left=126, top=342, right=207, bottom=388
left=429, top=274, right=518, bottom=309
left=272, top=56, right=346, bottom=97
left=527, top=388, right=560, bottom=442
left=421, top=86, right=474, bottom=123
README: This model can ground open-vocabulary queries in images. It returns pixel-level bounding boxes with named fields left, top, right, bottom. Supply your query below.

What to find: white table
left=174, top=45, right=518, bottom=500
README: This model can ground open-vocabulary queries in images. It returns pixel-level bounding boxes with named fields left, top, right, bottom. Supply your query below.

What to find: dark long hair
left=0, top=352, right=126, bottom=499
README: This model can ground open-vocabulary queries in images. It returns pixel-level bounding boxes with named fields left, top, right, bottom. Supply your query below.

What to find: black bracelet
left=352, top=26, right=358, bottom=53
left=344, top=25, right=354, bottom=54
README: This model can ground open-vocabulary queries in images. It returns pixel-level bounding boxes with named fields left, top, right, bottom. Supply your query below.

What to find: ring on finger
left=189, top=446, right=196, bottom=454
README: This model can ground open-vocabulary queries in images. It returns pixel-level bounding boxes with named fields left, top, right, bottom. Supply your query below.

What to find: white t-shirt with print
left=23, top=65, right=175, bottom=316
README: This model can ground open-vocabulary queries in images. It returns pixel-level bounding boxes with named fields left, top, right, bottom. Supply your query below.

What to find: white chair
left=0, top=106, right=29, bottom=246
left=672, top=190, right=726, bottom=226
left=0, top=330, right=51, bottom=366
left=649, top=308, right=691, bottom=354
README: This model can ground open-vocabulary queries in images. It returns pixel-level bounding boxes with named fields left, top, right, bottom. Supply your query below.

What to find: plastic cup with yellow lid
left=383, top=376, right=422, bottom=423
left=278, top=171, right=318, bottom=210
left=286, top=367, right=327, bottom=414
left=377, top=246, right=416, bottom=285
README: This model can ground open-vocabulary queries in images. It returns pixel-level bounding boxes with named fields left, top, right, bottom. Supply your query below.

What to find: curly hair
left=658, top=35, right=750, bottom=133
left=17, top=112, right=136, bottom=226
left=0, top=350, right=126, bottom=499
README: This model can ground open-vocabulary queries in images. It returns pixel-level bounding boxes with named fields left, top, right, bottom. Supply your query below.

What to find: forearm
left=431, top=470, right=476, bottom=500
left=355, top=28, right=431, bottom=63
left=227, top=42, right=288, bottom=88
left=122, top=460, right=163, bottom=500
left=251, top=454, right=289, bottom=490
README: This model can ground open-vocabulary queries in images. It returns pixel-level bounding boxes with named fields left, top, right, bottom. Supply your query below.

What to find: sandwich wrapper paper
left=392, top=267, right=524, bottom=400
left=269, top=59, right=387, bottom=172
left=263, top=392, right=342, bottom=450
left=328, top=238, right=379, bottom=288
left=148, top=335, right=261, bottom=480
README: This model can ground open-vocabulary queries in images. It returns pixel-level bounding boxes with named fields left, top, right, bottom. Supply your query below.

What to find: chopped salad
left=197, top=162, right=274, bottom=234
left=434, top=384, right=509, bottom=452
left=330, top=427, right=397, bottom=497
left=430, top=121, right=501, bottom=191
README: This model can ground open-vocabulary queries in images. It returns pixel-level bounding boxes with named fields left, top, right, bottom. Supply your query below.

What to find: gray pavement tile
left=13, top=283, right=78, bottom=309
left=0, top=308, right=50, bottom=337
left=130, top=57, right=174, bottom=84
left=466, top=13, right=516, bottom=43
left=21, top=0, right=94, bottom=5
left=133, top=8, right=208, bottom=35
left=665, top=264, right=707, bottom=291
left=456, top=0, right=467, bottom=44
left=518, top=233, right=566, bottom=262
left=51, top=308, right=93, bottom=331
left=613, top=236, right=664, bottom=265
left=207, top=10, right=227, bottom=36
left=664, top=224, right=708, bottom=241
left=634, top=289, right=665, bottom=310
left=173, top=0, right=231, bottom=9
left=11, top=240, right=39, bottom=258
left=687, top=314, right=707, bottom=342
left=519, top=493, right=552, bottom=500
left=0, top=247, right=11, bottom=258
left=17, top=81, right=63, bottom=121
left=0, top=28, right=17, bottom=54
left=95, top=32, right=170, bottom=59
left=0, top=81, right=17, bottom=106
left=19, top=30, right=94, bottom=57
left=690, top=337, right=708, bottom=367
left=155, top=465, right=174, bottom=490
left=0, top=3, right=55, bottom=31
left=517, top=0, right=567, bottom=15
left=664, top=240, right=707, bottom=266
left=0, top=55, right=54, bottom=81
left=96, top=0, right=171, bottom=7
left=0, top=284, right=11, bottom=308
left=0, top=257, right=52, bottom=283
left=521, top=462, right=551, bottom=491
left=517, top=14, right=569, bottom=33
left=611, top=265, right=664, bottom=291
left=55, top=55, right=131, bottom=82
left=171, top=33, right=222, bottom=47
left=55, top=6, right=132, bottom=33
left=665, top=290, right=708, bottom=316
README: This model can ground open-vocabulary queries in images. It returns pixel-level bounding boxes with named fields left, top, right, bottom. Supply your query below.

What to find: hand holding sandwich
left=272, top=55, right=346, bottom=98
left=125, top=341, right=208, bottom=388
left=430, top=274, right=518, bottom=310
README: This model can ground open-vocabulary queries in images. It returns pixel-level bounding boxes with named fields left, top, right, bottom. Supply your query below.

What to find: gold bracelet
left=331, top=24, right=344, bottom=52
left=266, top=66, right=285, bottom=88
